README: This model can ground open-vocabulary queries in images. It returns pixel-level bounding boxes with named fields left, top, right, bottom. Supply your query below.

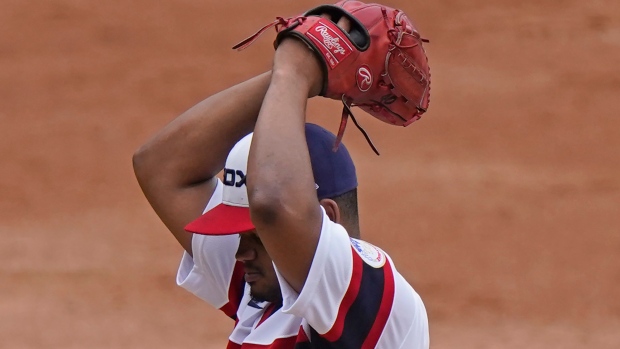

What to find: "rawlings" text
left=314, top=25, right=346, bottom=55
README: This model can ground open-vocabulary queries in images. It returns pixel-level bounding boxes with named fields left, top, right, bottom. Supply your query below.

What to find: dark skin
left=133, top=15, right=351, bottom=301
left=247, top=19, right=351, bottom=293
left=235, top=195, right=344, bottom=303
left=133, top=72, right=271, bottom=256
left=237, top=14, right=352, bottom=299
left=235, top=232, right=281, bottom=303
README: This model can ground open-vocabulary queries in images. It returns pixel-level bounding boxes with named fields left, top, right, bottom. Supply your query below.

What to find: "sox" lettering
left=223, top=168, right=246, bottom=187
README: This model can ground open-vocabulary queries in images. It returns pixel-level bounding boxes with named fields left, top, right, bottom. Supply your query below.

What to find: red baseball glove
left=234, top=1, right=431, bottom=154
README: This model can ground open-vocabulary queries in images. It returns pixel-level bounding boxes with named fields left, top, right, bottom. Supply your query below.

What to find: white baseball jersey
left=177, top=179, right=429, bottom=348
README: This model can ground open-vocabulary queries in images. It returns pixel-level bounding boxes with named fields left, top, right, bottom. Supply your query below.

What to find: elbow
left=247, top=186, right=285, bottom=227
left=132, top=142, right=154, bottom=185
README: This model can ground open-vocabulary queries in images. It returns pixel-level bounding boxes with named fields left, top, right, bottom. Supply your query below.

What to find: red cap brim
left=184, top=204, right=254, bottom=235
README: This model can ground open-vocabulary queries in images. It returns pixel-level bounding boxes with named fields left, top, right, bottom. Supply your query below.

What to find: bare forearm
left=249, top=41, right=323, bottom=209
left=249, top=71, right=316, bottom=212
left=247, top=40, right=324, bottom=291
left=135, top=72, right=272, bottom=188
left=133, top=71, right=272, bottom=254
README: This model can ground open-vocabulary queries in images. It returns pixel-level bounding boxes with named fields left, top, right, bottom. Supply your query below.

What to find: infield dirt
left=1, top=0, right=619, bottom=348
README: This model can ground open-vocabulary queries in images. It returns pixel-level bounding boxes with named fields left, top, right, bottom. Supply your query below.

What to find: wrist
left=273, top=38, right=323, bottom=97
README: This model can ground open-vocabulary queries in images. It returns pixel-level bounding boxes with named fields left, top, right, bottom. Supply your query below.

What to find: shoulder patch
left=350, top=238, right=386, bottom=268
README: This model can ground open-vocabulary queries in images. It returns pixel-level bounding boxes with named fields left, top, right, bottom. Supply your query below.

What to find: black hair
left=330, top=188, right=360, bottom=239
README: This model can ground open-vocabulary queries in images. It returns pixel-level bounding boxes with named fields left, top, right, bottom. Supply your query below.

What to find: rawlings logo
left=356, top=66, right=373, bottom=92
left=314, top=25, right=346, bottom=55
left=305, top=22, right=353, bottom=69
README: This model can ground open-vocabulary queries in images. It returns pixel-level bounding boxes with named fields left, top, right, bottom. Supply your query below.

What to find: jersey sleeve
left=275, top=207, right=429, bottom=348
left=176, top=179, right=246, bottom=319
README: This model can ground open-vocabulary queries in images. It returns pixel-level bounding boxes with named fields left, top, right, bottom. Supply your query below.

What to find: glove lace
left=333, top=96, right=380, bottom=156
left=233, top=16, right=307, bottom=51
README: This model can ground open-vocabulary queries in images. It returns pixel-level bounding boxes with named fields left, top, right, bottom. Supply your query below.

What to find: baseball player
left=134, top=1, right=431, bottom=348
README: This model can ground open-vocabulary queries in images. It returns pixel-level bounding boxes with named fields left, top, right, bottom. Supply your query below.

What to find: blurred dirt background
left=1, top=0, right=619, bottom=348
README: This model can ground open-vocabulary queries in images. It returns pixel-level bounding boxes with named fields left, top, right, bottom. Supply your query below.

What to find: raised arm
left=246, top=39, right=326, bottom=292
left=133, top=72, right=271, bottom=255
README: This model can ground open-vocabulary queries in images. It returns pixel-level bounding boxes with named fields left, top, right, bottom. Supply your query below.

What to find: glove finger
left=318, top=13, right=351, bottom=33
left=336, top=16, right=351, bottom=32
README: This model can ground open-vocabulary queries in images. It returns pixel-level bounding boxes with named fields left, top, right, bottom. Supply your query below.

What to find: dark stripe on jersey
left=220, top=261, right=246, bottom=320
left=362, top=258, right=395, bottom=348
left=294, top=340, right=312, bottom=349
left=323, top=249, right=364, bottom=341
left=310, top=251, right=395, bottom=348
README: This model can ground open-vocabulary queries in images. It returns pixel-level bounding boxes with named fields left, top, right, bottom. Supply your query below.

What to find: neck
left=342, top=221, right=361, bottom=239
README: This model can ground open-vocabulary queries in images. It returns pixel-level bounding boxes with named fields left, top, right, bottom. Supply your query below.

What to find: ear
left=319, top=198, right=341, bottom=223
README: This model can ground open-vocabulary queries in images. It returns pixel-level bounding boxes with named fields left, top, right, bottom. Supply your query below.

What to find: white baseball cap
left=184, top=132, right=254, bottom=235
left=184, top=123, right=357, bottom=236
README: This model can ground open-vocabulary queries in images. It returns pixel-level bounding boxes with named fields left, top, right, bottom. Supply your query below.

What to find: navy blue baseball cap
left=305, top=123, right=358, bottom=200
left=185, top=123, right=358, bottom=236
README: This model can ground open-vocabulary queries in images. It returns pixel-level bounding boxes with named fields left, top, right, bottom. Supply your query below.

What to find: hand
left=273, top=15, right=351, bottom=98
